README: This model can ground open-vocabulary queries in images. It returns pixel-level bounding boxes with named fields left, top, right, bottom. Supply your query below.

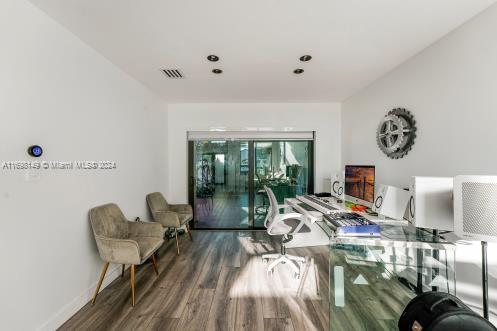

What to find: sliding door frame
left=188, top=136, right=315, bottom=230
left=248, top=141, right=255, bottom=227
left=188, top=141, right=195, bottom=226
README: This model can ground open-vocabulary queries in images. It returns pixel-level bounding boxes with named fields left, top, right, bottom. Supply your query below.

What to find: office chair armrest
left=154, top=210, right=181, bottom=228
left=94, top=236, right=141, bottom=265
left=291, top=203, right=318, bottom=223
left=267, top=213, right=307, bottom=235
left=303, top=213, right=317, bottom=223
left=127, top=221, right=163, bottom=238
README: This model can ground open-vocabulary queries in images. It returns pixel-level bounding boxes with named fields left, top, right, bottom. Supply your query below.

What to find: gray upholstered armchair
left=146, top=192, right=193, bottom=255
left=89, top=203, right=164, bottom=306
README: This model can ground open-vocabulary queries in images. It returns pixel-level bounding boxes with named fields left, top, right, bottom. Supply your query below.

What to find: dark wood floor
left=60, top=231, right=330, bottom=331
left=195, top=192, right=250, bottom=228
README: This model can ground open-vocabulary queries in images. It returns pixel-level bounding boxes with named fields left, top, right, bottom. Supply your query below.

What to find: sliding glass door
left=253, top=141, right=312, bottom=227
left=189, top=136, right=313, bottom=229
left=191, top=140, right=249, bottom=229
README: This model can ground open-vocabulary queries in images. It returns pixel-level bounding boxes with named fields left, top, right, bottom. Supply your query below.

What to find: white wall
left=167, top=103, right=341, bottom=202
left=342, top=4, right=497, bottom=322
left=0, top=1, right=168, bottom=330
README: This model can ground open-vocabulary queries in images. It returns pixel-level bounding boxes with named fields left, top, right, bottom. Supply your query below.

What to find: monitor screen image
left=344, top=165, right=375, bottom=204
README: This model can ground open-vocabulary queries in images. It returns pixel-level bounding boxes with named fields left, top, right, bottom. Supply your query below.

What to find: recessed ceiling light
left=300, top=55, right=312, bottom=62
left=212, top=68, right=223, bottom=74
left=293, top=69, right=304, bottom=74
left=207, top=55, right=219, bottom=62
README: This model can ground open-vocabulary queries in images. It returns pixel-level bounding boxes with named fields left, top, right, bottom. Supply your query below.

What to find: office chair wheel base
left=293, top=273, right=300, bottom=280
left=267, top=270, right=274, bottom=277
left=262, top=258, right=269, bottom=264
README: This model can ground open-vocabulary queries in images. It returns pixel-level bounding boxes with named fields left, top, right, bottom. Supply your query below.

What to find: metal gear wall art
left=376, top=108, right=417, bottom=159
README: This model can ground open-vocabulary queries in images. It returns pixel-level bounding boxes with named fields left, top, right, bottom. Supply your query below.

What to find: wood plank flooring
left=59, top=231, right=330, bottom=331
left=195, top=191, right=250, bottom=228
left=194, top=188, right=267, bottom=229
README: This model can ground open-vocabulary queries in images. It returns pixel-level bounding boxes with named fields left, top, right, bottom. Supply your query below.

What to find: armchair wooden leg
left=151, top=253, right=159, bottom=276
left=121, top=264, right=125, bottom=277
left=91, top=262, right=109, bottom=305
left=175, top=229, right=180, bottom=255
left=186, top=223, right=193, bottom=242
left=130, top=265, right=136, bottom=307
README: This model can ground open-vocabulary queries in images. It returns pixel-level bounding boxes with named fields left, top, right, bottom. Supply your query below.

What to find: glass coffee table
left=329, top=224, right=456, bottom=330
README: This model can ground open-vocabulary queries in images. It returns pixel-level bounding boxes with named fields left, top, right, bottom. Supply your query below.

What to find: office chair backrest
left=264, top=186, right=280, bottom=228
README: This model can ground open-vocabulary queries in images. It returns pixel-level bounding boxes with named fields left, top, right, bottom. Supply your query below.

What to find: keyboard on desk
left=296, top=195, right=338, bottom=214
left=297, top=202, right=317, bottom=212
left=323, top=212, right=374, bottom=227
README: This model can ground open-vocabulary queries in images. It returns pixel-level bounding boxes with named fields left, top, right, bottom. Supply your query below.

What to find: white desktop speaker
left=454, top=175, right=497, bottom=242
left=408, top=177, right=454, bottom=231
left=372, top=184, right=410, bottom=220
left=331, top=173, right=344, bottom=201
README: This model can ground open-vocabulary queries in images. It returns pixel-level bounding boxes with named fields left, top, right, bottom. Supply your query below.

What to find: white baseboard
left=37, top=264, right=123, bottom=331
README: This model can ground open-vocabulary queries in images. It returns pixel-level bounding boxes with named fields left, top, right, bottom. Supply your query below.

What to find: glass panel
left=193, top=140, right=249, bottom=228
left=329, top=225, right=456, bottom=330
left=253, top=141, right=311, bottom=228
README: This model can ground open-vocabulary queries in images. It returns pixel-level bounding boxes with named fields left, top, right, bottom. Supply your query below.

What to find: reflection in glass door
left=253, top=141, right=312, bottom=228
left=189, top=138, right=313, bottom=229
left=192, top=140, right=249, bottom=229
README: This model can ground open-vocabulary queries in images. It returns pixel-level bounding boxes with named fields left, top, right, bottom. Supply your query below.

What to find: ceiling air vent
left=160, top=69, right=184, bottom=78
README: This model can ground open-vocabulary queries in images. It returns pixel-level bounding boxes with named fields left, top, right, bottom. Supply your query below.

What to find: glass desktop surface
left=329, top=223, right=456, bottom=331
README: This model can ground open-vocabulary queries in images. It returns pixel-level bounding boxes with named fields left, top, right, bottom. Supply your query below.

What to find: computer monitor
left=344, top=165, right=375, bottom=208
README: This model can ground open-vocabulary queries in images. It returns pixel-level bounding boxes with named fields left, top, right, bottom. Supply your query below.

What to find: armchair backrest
left=146, top=192, right=169, bottom=212
left=89, top=203, right=128, bottom=239
left=264, top=186, right=280, bottom=228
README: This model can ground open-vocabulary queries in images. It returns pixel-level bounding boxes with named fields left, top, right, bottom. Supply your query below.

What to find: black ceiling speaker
left=212, top=68, right=223, bottom=74
left=207, top=55, right=219, bottom=62
left=293, top=68, right=304, bottom=74
left=299, top=55, right=312, bottom=62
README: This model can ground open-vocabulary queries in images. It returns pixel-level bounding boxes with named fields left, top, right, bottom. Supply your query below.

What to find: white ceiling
left=29, top=0, right=496, bottom=102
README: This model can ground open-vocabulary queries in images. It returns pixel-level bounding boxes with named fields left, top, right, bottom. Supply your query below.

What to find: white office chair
left=261, top=186, right=307, bottom=279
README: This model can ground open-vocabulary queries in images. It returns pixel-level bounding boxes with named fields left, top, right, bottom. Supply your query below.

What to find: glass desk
left=329, top=224, right=456, bottom=331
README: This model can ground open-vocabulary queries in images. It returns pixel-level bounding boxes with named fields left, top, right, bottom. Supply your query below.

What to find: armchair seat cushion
left=129, top=236, right=164, bottom=263
left=90, top=203, right=165, bottom=265
left=146, top=192, right=193, bottom=228
left=178, top=213, right=193, bottom=225
left=170, top=204, right=192, bottom=214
